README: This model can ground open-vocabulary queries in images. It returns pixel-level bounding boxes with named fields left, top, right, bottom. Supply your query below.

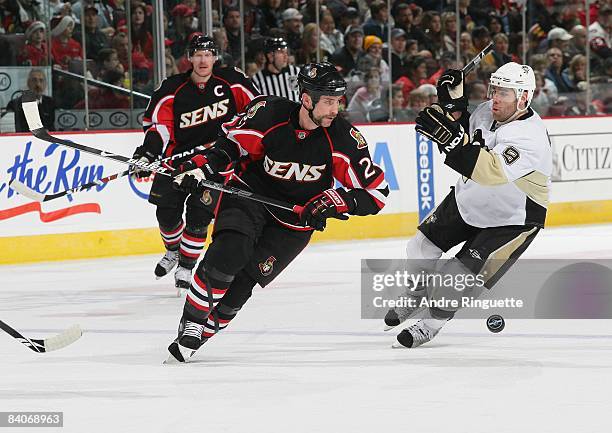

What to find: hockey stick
left=0, top=320, right=82, bottom=353
left=462, top=41, right=493, bottom=75
left=9, top=143, right=213, bottom=202
left=20, top=92, right=299, bottom=213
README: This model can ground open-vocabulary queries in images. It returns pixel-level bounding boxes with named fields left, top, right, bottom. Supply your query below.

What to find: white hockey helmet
left=488, top=62, right=536, bottom=109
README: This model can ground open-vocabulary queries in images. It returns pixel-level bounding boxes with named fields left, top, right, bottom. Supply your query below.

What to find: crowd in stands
left=1, top=0, right=610, bottom=122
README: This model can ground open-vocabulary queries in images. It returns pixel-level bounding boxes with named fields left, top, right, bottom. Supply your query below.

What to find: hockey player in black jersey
left=165, top=62, right=389, bottom=363
left=131, top=35, right=259, bottom=294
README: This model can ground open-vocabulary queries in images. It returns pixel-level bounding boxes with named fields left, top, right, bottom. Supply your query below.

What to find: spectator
left=487, top=15, right=503, bottom=37
left=319, top=11, right=343, bottom=56
left=482, top=33, right=512, bottom=70
left=404, top=87, right=429, bottom=122
left=362, top=35, right=389, bottom=84
left=76, top=69, right=129, bottom=109
left=260, top=0, right=283, bottom=34
left=244, top=0, right=267, bottom=38
left=297, top=23, right=331, bottom=65
left=421, top=11, right=443, bottom=56
left=441, top=12, right=457, bottom=53
left=165, top=52, right=180, bottom=76
left=562, top=54, right=587, bottom=91
left=467, top=80, right=487, bottom=107
left=547, top=27, right=574, bottom=66
left=545, top=47, right=573, bottom=94
left=18, top=21, right=48, bottom=66
left=73, top=5, right=110, bottom=61
left=530, top=71, right=550, bottom=117
left=393, top=4, right=427, bottom=48
left=363, top=1, right=389, bottom=42
left=330, top=25, right=364, bottom=78
left=224, top=7, right=244, bottom=60
left=337, top=7, right=361, bottom=35
left=281, top=8, right=303, bottom=53
left=6, top=69, right=54, bottom=132
left=96, top=47, right=124, bottom=80
left=390, top=84, right=412, bottom=121
left=568, top=25, right=586, bottom=57
left=213, top=28, right=235, bottom=68
left=385, top=28, right=409, bottom=82
left=406, top=38, right=419, bottom=57
left=459, top=30, right=476, bottom=59
left=131, top=2, right=153, bottom=60
left=169, top=4, right=198, bottom=59
left=111, top=31, right=130, bottom=71
left=347, top=67, right=382, bottom=122
left=418, top=83, right=437, bottom=105
left=471, top=25, right=491, bottom=52
left=51, top=15, right=83, bottom=69
left=588, top=5, right=611, bottom=74
left=427, top=51, right=462, bottom=87
left=395, top=55, right=428, bottom=103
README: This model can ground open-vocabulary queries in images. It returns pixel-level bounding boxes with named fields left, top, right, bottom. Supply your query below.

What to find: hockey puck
left=486, top=315, right=505, bottom=333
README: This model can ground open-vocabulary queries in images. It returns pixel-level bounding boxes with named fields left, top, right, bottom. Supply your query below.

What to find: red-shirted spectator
left=51, top=15, right=83, bottom=69
left=18, top=21, right=48, bottom=66
left=75, top=69, right=129, bottom=109
left=131, top=2, right=153, bottom=60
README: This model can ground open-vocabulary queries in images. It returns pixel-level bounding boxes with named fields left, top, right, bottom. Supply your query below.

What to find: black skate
left=164, top=318, right=206, bottom=364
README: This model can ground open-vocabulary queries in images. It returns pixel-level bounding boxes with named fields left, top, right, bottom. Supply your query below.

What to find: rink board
left=0, top=116, right=611, bottom=264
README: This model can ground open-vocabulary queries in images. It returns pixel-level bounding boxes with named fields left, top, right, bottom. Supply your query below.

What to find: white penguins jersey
left=454, top=100, right=552, bottom=228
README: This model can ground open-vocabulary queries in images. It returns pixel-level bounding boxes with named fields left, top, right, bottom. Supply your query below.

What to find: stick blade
left=42, top=325, right=83, bottom=352
left=21, top=90, right=44, bottom=131
left=9, top=179, right=45, bottom=202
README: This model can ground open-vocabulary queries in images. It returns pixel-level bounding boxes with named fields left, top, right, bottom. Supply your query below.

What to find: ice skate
left=392, top=319, right=445, bottom=348
left=384, top=286, right=426, bottom=331
left=154, top=250, right=179, bottom=279
left=164, top=319, right=206, bottom=364
left=174, top=266, right=192, bottom=296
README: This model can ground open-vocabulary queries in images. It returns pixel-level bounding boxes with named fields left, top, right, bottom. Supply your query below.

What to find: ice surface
left=1, top=224, right=612, bottom=433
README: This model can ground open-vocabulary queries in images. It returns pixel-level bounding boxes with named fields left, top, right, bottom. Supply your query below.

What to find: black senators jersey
left=216, top=96, right=389, bottom=230
left=141, top=66, right=259, bottom=160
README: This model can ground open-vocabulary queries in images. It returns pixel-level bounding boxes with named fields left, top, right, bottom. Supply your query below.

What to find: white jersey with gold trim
left=454, top=100, right=552, bottom=228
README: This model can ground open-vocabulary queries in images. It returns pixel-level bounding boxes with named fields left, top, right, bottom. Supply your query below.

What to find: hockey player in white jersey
left=387, top=62, right=552, bottom=348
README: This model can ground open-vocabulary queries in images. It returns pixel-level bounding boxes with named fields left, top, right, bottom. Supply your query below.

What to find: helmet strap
left=303, top=91, right=322, bottom=126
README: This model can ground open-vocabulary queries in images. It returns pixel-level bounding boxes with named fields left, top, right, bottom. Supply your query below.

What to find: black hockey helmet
left=264, top=37, right=288, bottom=53
left=187, top=34, right=218, bottom=57
left=298, top=62, right=346, bottom=101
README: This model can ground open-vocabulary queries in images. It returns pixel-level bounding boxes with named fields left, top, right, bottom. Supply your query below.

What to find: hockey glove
left=172, top=152, right=227, bottom=194
left=415, top=104, right=469, bottom=155
left=436, top=69, right=468, bottom=112
left=130, top=147, right=156, bottom=179
left=298, top=188, right=355, bottom=231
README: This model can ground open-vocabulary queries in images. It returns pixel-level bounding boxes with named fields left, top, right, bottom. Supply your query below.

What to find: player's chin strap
left=497, top=107, right=528, bottom=126
left=303, top=91, right=323, bottom=126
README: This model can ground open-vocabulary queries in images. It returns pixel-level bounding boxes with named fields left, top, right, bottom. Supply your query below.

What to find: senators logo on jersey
left=263, top=155, right=326, bottom=182
left=350, top=128, right=367, bottom=149
left=179, top=99, right=230, bottom=128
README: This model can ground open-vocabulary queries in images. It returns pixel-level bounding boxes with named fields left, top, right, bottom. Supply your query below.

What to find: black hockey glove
left=130, top=146, right=156, bottom=179
left=298, top=188, right=355, bottom=231
left=436, top=69, right=468, bottom=112
left=415, top=104, right=469, bottom=155
left=172, top=152, right=228, bottom=194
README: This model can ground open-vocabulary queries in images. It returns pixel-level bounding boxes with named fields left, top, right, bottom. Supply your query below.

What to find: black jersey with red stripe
left=215, top=96, right=389, bottom=230
left=140, top=66, right=259, bottom=160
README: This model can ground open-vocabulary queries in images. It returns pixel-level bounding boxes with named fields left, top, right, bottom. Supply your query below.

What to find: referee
left=251, top=37, right=301, bottom=102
